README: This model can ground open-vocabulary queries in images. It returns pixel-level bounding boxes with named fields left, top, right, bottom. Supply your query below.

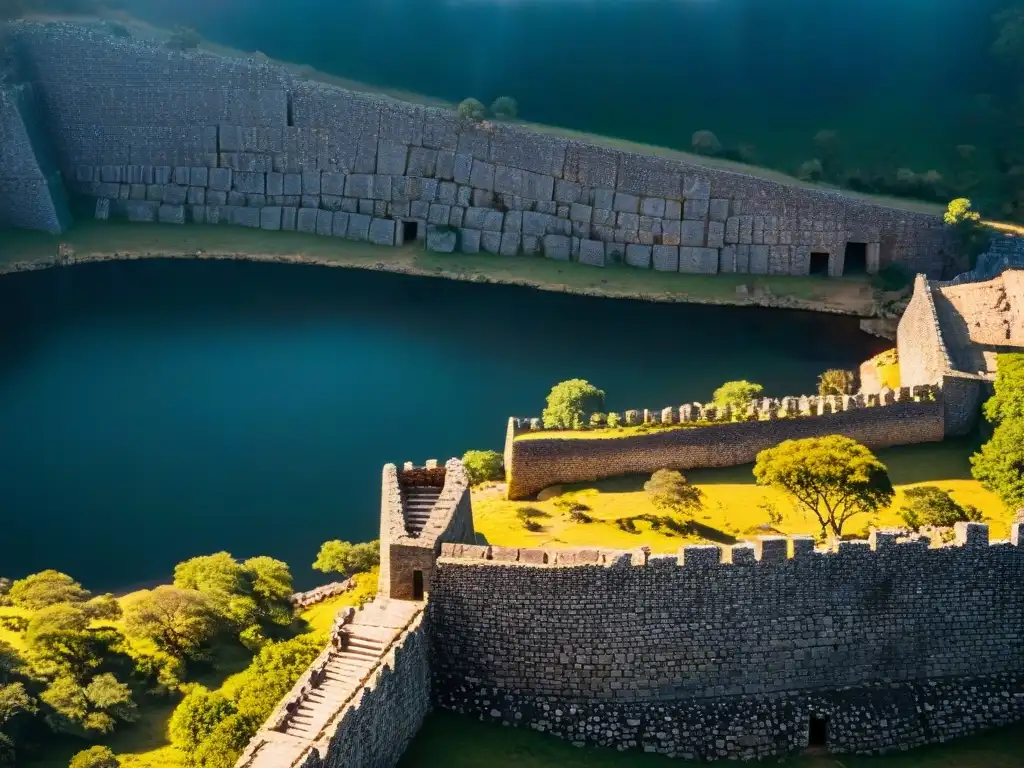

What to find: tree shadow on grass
left=686, top=521, right=738, bottom=545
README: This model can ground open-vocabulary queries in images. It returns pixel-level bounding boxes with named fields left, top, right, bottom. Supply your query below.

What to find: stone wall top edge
left=15, top=21, right=944, bottom=221
left=438, top=524, right=1021, bottom=568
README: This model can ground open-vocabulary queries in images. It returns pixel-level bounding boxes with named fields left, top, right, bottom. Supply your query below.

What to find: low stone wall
left=429, top=525, right=1024, bottom=759
left=289, top=580, right=353, bottom=609
left=505, top=389, right=944, bottom=499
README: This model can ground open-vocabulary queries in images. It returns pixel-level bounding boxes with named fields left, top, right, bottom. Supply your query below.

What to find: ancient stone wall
left=897, top=275, right=952, bottom=389
left=430, top=525, right=1024, bottom=759
left=0, top=83, right=70, bottom=232
left=505, top=388, right=943, bottom=499
left=8, top=22, right=954, bottom=277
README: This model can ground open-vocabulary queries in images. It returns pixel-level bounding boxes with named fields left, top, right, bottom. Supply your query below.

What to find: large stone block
left=494, top=166, right=523, bottom=197
left=347, top=213, right=372, bottom=241
left=593, top=188, right=615, bottom=211
left=709, top=198, right=730, bottom=222
left=499, top=233, right=521, bottom=255
left=579, top=239, right=605, bottom=267
left=680, top=246, right=719, bottom=274
left=189, top=167, right=209, bottom=188
left=749, top=244, right=770, bottom=274
left=321, top=172, right=346, bottom=196
left=641, top=197, right=666, bottom=218
left=680, top=220, right=706, bottom=247
left=652, top=245, right=679, bottom=272
left=316, top=209, right=334, bottom=236
left=260, top=206, right=282, bottom=231
left=481, top=230, right=502, bottom=254
left=522, top=211, right=551, bottom=236
left=554, top=179, right=582, bottom=204
left=453, top=153, right=473, bottom=184
left=265, top=172, right=283, bottom=197
left=369, top=217, right=396, bottom=246
left=459, top=228, right=482, bottom=253
left=613, top=192, right=640, bottom=214
left=707, top=221, right=725, bottom=249
left=331, top=212, right=350, bottom=237
left=345, top=174, right=374, bottom=199
left=281, top=207, right=297, bottom=231
left=684, top=198, right=710, bottom=220
left=470, top=160, right=496, bottom=191
left=625, top=243, right=652, bottom=269
left=283, top=173, right=302, bottom=196
left=233, top=206, right=260, bottom=229
left=302, top=171, right=321, bottom=195
left=482, top=211, right=505, bottom=232
left=407, top=147, right=438, bottom=177
left=542, top=234, right=571, bottom=261
left=376, top=140, right=409, bottom=175
left=522, top=171, right=554, bottom=201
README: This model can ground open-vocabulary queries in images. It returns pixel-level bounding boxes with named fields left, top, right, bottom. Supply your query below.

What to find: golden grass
left=476, top=441, right=1009, bottom=551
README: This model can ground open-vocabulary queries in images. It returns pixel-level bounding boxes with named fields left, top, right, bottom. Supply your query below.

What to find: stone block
left=157, top=204, right=185, bottom=225
left=593, top=188, right=615, bottom=211
left=436, top=150, right=455, bottom=180
left=427, top=226, right=457, bottom=253
left=437, top=181, right=458, bottom=206
left=281, top=207, right=297, bottom=231
left=709, top=198, right=730, bottom=222
left=376, top=140, right=408, bottom=175
left=407, top=147, right=438, bottom=177
left=449, top=206, right=465, bottom=228
left=680, top=220, right=706, bottom=247
left=460, top=228, right=482, bottom=254
left=369, top=217, right=396, bottom=246
left=554, top=179, right=582, bottom=204
left=542, top=234, right=571, bottom=261
left=155, top=167, right=172, bottom=185
left=684, top=198, right=710, bottom=220
left=652, top=245, right=679, bottom=272
left=410, top=200, right=429, bottom=219
left=613, top=192, right=640, bottom=213
left=625, top=243, right=652, bottom=269
left=260, top=206, right=282, bottom=231
left=755, top=536, right=788, bottom=563
left=707, top=221, right=725, bottom=249
left=347, top=213, right=371, bottom=241
left=429, top=204, right=451, bottom=226
left=266, top=172, right=283, bottom=196
left=664, top=199, right=682, bottom=220
left=316, top=209, right=334, bottom=236
left=302, top=171, right=321, bottom=195
left=207, top=190, right=227, bottom=206
left=579, top=239, right=605, bottom=267
left=641, top=197, right=666, bottom=218
left=94, top=198, right=110, bottom=220
left=163, top=185, right=188, bottom=205
left=283, top=173, right=302, bottom=196
left=172, top=167, right=189, bottom=185
left=499, top=233, right=521, bottom=255
left=523, top=171, right=554, bottom=201
left=470, top=159, right=496, bottom=191
left=680, top=246, right=719, bottom=274
left=453, top=153, right=473, bottom=184
left=321, top=195, right=343, bottom=212
left=749, top=244, right=770, bottom=274
left=481, top=230, right=502, bottom=254
left=331, top=212, right=350, bottom=237
left=483, top=211, right=505, bottom=232
left=228, top=191, right=247, bottom=207
left=617, top=212, right=640, bottom=230
left=190, top=167, right=209, bottom=187
left=471, top=189, right=494, bottom=207
left=683, top=174, right=710, bottom=199
left=345, top=174, right=373, bottom=199
left=321, top=172, right=345, bottom=196
left=503, top=211, right=523, bottom=233
left=187, top=187, right=205, bottom=205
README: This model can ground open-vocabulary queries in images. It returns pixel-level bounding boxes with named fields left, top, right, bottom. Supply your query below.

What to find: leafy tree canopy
left=644, top=470, right=705, bottom=516
left=69, top=745, right=119, bottom=768
left=312, top=540, right=380, bottom=578
left=971, top=419, right=1024, bottom=511
left=169, top=685, right=236, bottom=755
left=983, top=352, right=1024, bottom=425
left=817, top=369, right=856, bottom=397
left=898, top=486, right=983, bottom=529
left=241, top=557, right=293, bottom=605
left=754, top=435, right=894, bottom=538
left=8, top=570, right=90, bottom=610
left=461, top=450, right=504, bottom=485
left=490, top=96, right=518, bottom=119
left=26, top=603, right=89, bottom=645
left=457, top=98, right=486, bottom=120
left=122, top=586, right=220, bottom=659
left=542, top=379, right=605, bottom=429
left=712, top=380, right=763, bottom=410
left=83, top=594, right=122, bottom=622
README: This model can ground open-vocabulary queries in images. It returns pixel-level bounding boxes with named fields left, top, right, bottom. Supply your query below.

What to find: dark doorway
left=808, top=716, right=828, bottom=747
left=843, top=242, right=868, bottom=275
left=809, top=252, right=830, bottom=276
left=412, top=570, right=424, bottom=600
left=402, top=220, right=419, bottom=243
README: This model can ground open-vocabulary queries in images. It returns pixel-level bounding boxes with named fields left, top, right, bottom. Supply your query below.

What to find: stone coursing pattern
left=0, top=84, right=69, bottom=233
left=9, top=22, right=954, bottom=278
left=505, top=394, right=944, bottom=499
left=429, top=526, right=1024, bottom=760
left=378, top=459, right=475, bottom=600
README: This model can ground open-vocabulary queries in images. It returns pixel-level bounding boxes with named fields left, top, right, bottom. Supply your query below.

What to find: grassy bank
left=0, top=220, right=878, bottom=315
left=475, top=440, right=1010, bottom=551
left=401, top=711, right=1024, bottom=768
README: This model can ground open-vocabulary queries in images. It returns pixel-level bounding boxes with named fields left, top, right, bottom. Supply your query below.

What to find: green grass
left=478, top=438, right=1010, bottom=552
left=400, top=711, right=1024, bottom=768
left=0, top=220, right=877, bottom=315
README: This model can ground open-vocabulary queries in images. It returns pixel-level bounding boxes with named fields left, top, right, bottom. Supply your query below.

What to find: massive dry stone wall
left=0, top=83, right=70, bottom=233
left=505, top=390, right=943, bottom=499
left=8, top=22, right=954, bottom=278
left=430, top=525, right=1024, bottom=760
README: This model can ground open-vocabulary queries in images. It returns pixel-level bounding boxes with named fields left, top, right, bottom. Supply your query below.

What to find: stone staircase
left=279, top=624, right=392, bottom=740
left=401, top=485, right=441, bottom=537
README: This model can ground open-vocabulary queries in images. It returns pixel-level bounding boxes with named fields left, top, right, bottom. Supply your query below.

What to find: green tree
left=943, top=198, right=990, bottom=269
left=69, top=746, right=119, bottom=768
left=312, top=540, right=380, bottom=578
left=898, top=486, right=983, bottom=529
left=41, top=672, right=135, bottom=736
left=191, top=712, right=261, bottom=768
left=8, top=570, right=90, bottom=610
left=241, top=556, right=293, bottom=620
left=490, top=96, right=518, bottom=119
left=817, top=369, right=855, bottom=397
left=457, top=98, right=486, bottom=120
left=173, top=553, right=258, bottom=628
left=169, top=686, right=236, bottom=755
left=83, top=594, right=122, bottom=621
left=644, top=470, right=705, bottom=515
left=122, top=586, right=220, bottom=659
left=461, top=450, right=504, bottom=484
left=754, top=436, right=895, bottom=538
left=542, top=379, right=605, bottom=429
left=983, top=352, right=1024, bottom=425
left=84, top=674, right=136, bottom=725
left=971, top=420, right=1024, bottom=510
left=712, top=380, right=763, bottom=410
left=26, top=603, right=89, bottom=645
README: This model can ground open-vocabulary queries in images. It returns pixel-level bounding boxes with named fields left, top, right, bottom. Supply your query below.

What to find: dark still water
left=0, top=261, right=884, bottom=590
left=126, top=0, right=1000, bottom=174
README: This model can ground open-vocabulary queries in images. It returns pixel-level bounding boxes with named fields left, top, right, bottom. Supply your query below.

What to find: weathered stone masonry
left=6, top=22, right=955, bottom=279
left=505, top=387, right=944, bottom=499
left=430, top=525, right=1024, bottom=760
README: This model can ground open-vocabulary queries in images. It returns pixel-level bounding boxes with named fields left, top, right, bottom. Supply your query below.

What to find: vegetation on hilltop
left=461, top=450, right=504, bottom=486
left=972, top=352, right=1024, bottom=511
left=541, top=379, right=605, bottom=430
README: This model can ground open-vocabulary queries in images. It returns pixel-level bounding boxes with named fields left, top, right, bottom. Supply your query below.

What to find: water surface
left=0, top=259, right=885, bottom=590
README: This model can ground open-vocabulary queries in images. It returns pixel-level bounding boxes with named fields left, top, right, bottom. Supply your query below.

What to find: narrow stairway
left=402, top=486, right=442, bottom=537
left=280, top=626, right=389, bottom=740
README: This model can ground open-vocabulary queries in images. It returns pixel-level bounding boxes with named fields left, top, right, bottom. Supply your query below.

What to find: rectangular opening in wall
left=403, top=220, right=419, bottom=242
left=810, top=252, right=830, bottom=276
left=412, top=570, right=424, bottom=600
left=808, top=715, right=828, bottom=748
left=843, top=242, right=868, bottom=275
left=286, top=92, right=295, bottom=127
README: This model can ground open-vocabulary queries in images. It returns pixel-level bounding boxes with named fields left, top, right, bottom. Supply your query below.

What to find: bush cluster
left=972, top=353, right=1024, bottom=512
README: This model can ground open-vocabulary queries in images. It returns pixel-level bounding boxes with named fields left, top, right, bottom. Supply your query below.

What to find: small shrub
left=691, top=130, right=721, bottom=156
left=606, top=412, right=621, bottom=428
left=239, top=626, right=267, bottom=653
left=712, top=380, right=763, bottom=410
left=589, top=412, right=607, bottom=428
left=817, top=369, right=856, bottom=397
left=70, top=746, right=119, bottom=768
left=542, top=379, right=605, bottom=429
left=644, top=469, right=705, bottom=515
left=457, top=98, right=486, bottom=121
left=490, top=96, right=518, bottom=119
left=461, top=449, right=504, bottom=485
